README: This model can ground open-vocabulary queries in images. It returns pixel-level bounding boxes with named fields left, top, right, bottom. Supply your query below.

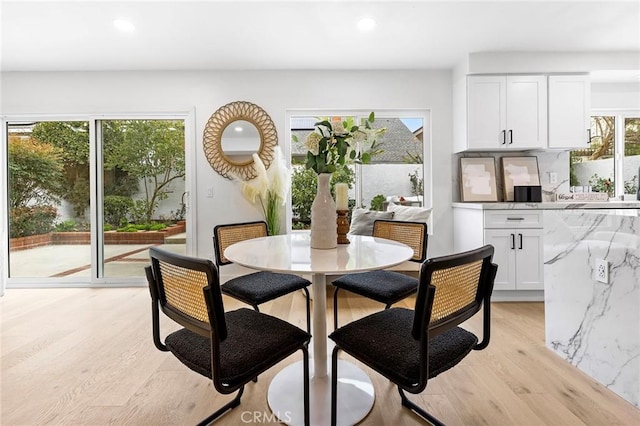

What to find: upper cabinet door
left=466, top=75, right=547, bottom=150
left=548, top=74, right=591, bottom=149
left=467, top=76, right=507, bottom=150
left=506, top=75, right=548, bottom=150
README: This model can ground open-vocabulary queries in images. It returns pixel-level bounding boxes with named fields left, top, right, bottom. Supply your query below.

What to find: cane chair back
left=373, top=220, right=428, bottom=262
left=214, top=221, right=268, bottom=266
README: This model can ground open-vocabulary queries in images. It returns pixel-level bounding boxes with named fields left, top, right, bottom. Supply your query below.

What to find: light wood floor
left=2, top=287, right=639, bottom=426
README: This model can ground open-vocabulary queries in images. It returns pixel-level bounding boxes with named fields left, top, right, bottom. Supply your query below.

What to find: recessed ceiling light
left=357, top=17, right=376, bottom=32
left=113, top=19, right=135, bottom=33
left=234, top=126, right=243, bottom=132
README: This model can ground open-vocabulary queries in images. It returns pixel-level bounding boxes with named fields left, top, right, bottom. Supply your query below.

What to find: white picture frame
left=500, top=156, right=541, bottom=201
left=459, top=157, right=498, bottom=202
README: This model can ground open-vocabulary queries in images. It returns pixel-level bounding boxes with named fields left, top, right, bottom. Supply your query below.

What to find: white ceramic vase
left=310, top=173, right=337, bottom=249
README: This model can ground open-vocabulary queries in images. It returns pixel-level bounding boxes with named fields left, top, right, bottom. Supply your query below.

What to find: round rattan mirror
left=203, top=101, right=278, bottom=180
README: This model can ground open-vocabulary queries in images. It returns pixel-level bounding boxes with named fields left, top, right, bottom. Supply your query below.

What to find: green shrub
left=117, top=224, right=140, bottom=232
left=104, top=195, right=134, bottom=227
left=54, top=220, right=77, bottom=232
left=149, top=223, right=166, bottom=231
left=130, top=199, right=155, bottom=225
left=104, top=223, right=113, bottom=231
left=370, top=194, right=386, bottom=211
left=291, top=166, right=356, bottom=228
left=9, top=205, right=58, bottom=238
left=291, top=167, right=317, bottom=224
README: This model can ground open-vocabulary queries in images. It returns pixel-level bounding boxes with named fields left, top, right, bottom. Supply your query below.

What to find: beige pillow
left=349, top=208, right=394, bottom=236
left=386, top=203, right=431, bottom=224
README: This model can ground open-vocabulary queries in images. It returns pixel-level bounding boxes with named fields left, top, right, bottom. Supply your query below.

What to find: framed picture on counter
left=500, top=156, right=540, bottom=201
left=459, top=157, right=498, bottom=202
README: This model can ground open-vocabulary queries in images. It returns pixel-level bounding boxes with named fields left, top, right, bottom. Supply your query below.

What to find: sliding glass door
left=7, top=120, right=93, bottom=279
left=98, top=119, right=186, bottom=278
left=4, top=115, right=190, bottom=285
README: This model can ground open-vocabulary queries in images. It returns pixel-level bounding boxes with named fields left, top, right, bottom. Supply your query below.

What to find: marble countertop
left=452, top=201, right=640, bottom=210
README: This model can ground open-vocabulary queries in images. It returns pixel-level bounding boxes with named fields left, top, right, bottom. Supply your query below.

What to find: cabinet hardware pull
left=587, top=128, right=591, bottom=145
left=501, top=130, right=506, bottom=145
left=506, top=217, right=525, bottom=221
left=518, top=233, right=523, bottom=249
left=508, top=129, right=513, bottom=144
left=511, top=233, right=515, bottom=249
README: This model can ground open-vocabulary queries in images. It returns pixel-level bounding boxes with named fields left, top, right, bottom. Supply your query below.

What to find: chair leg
left=302, top=287, right=311, bottom=335
left=397, top=387, right=445, bottom=426
left=302, top=345, right=310, bottom=426
left=333, top=287, right=341, bottom=331
left=251, top=303, right=263, bottom=384
left=196, top=386, right=245, bottom=426
left=331, top=346, right=340, bottom=426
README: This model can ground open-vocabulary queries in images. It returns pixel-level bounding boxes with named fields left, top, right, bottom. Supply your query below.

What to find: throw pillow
left=386, top=203, right=431, bottom=224
left=349, top=208, right=394, bottom=236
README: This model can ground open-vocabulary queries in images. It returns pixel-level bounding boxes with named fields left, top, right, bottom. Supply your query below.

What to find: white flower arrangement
left=294, top=113, right=386, bottom=174
left=231, top=146, right=289, bottom=235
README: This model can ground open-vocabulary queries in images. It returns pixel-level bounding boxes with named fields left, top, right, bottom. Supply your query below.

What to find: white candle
left=335, top=183, right=349, bottom=210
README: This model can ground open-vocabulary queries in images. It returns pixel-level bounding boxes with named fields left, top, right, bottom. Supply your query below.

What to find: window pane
left=100, top=119, right=186, bottom=278
left=7, top=121, right=91, bottom=278
left=570, top=116, right=615, bottom=196
left=361, top=117, right=423, bottom=210
left=623, top=117, right=640, bottom=196
left=290, top=115, right=424, bottom=229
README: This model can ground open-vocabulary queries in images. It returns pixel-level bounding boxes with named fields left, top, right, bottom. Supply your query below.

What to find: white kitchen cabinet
left=467, top=75, right=547, bottom=150
left=485, top=228, right=544, bottom=291
left=548, top=74, right=591, bottom=149
left=453, top=207, right=544, bottom=293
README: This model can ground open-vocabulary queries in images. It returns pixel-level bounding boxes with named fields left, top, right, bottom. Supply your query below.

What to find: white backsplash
left=453, top=151, right=570, bottom=202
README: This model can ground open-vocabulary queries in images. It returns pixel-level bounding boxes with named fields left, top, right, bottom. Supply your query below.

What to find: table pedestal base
left=267, top=360, right=374, bottom=426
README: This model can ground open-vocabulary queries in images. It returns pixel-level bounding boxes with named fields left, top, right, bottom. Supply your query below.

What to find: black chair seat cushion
left=221, top=271, right=310, bottom=306
left=329, top=308, right=478, bottom=388
left=165, top=308, right=310, bottom=389
left=332, top=270, right=418, bottom=305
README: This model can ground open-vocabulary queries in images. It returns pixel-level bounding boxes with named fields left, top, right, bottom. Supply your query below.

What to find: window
left=288, top=110, right=430, bottom=229
left=570, top=111, right=640, bottom=198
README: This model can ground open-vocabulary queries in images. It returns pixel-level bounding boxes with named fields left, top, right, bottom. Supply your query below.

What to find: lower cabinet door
left=515, top=228, right=544, bottom=290
left=485, top=228, right=543, bottom=291
left=485, top=229, right=516, bottom=290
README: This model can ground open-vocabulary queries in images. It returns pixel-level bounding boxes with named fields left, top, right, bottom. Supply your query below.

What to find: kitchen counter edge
left=451, top=201, right=640, bottom=210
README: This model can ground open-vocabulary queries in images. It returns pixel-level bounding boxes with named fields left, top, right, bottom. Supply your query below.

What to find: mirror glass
left=221, top=120, right=261, bottom=163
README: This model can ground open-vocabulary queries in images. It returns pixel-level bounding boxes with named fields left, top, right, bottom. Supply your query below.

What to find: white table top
left=223, top=232, right=415, bottom=275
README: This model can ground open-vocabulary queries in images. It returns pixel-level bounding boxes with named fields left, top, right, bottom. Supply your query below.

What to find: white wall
left=591, top=82, right=640, bottom=110
left=1, top=70, right=454, bottom=259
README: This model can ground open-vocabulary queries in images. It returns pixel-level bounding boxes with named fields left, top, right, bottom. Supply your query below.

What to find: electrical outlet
left=549, top=172, right=558, bottom=184
left=595, top=259, right=609, bottom=283
left=207, top=187, right=214, bottom=198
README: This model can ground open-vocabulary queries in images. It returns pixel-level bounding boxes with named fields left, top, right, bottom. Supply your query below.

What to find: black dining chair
left=329, top=245, right=497, bottom=425
left=146, top=246, right=311, bottom=425
left=213, top=221, right=312, bottom=333
left=332, top=219, right=428, bottom=329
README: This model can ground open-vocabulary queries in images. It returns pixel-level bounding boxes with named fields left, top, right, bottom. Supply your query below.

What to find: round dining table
left=224, top=232, right=414, bottom=426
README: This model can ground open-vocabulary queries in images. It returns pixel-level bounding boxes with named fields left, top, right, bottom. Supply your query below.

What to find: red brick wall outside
left=9, top=221, right=186, bottom=252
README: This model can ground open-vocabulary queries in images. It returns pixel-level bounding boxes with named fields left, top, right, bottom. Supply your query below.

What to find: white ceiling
left=1, top=0, right=639, bottom=80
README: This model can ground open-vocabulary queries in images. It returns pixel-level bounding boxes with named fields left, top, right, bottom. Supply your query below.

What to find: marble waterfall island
left=544, top=208, right=640, bottom=408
